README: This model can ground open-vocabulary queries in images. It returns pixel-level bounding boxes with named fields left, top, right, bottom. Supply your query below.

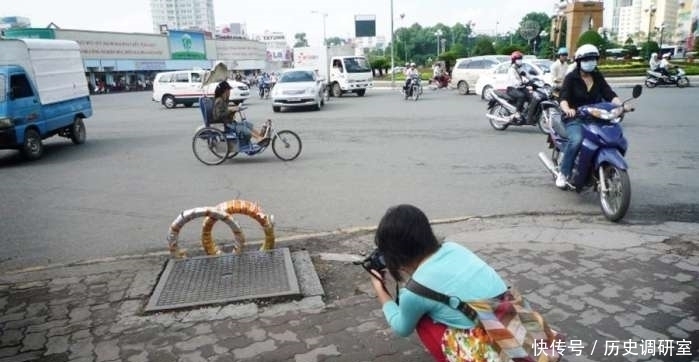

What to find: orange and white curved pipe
left=167, top=207, right=243, bottom=258
left=201, top=200, right=276, bottom=253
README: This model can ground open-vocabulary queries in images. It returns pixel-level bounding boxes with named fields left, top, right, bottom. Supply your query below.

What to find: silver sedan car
left=271, top=69, right=325, bottom=112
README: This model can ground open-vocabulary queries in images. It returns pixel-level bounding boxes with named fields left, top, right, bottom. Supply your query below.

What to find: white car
left=474, top=59, right=554, bottom=101
left=449, top=55, right=510, bottom=95
left=271, top=69, right=325, bottom=112
left=152, top=70, right=250, bottom=108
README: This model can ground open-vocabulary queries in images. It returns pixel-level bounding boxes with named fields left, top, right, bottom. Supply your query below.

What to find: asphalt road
left=1, top=86, right=698, bottom=271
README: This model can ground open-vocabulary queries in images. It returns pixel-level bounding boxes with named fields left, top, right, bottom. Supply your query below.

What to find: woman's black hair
left=214, top=81, right=231, bottom=99
left=374, top=204, right=441, bottom=282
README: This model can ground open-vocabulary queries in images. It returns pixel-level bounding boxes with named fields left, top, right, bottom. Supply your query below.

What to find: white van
left=152, top=70, right=250, bottom=109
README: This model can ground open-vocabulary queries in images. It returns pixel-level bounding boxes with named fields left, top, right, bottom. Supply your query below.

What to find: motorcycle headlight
left=588, top=107, right=623, bottom=121
left=0, top=117, right=13, bottom=129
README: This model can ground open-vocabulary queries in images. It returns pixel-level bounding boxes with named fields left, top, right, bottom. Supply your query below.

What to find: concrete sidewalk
left=1, top=214, right=697, bottom=362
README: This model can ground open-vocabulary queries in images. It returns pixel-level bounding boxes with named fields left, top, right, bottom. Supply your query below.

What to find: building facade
left=150, top=0, right=215, bottom=34
left=2, top=27, right=266, bottom=91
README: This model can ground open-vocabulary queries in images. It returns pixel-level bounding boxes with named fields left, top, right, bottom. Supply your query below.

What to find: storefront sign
left=3, top=28, right=55, bottom=39
left=56, top=30, right=168, bottom=60
left=168, top=30, right=207, bottom=60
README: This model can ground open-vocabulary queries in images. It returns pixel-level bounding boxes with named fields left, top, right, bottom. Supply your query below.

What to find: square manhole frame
left=145, top=248, right=301, bottom=312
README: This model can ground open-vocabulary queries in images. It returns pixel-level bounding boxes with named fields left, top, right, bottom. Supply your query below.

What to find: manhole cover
left=146, top=248, right=300, bottom=312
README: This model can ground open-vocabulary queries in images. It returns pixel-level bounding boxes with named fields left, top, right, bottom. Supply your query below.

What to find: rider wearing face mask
left=505, top=51, right=529, bottom=123
left=557, top=44, right=626, bottom=188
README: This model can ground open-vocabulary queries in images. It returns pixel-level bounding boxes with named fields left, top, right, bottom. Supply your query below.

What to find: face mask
left=580, top=60, right=597, bottom=72
left=515, top=59, right=523, bottom=66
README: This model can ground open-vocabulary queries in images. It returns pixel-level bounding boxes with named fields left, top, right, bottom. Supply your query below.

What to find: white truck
left=0, top=39, right=93, bottom=160
left=293, top=46, right=373, bottom=97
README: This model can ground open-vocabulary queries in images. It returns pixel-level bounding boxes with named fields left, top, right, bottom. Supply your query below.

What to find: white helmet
left=574, top=44, right=600, bottom=61
left=410, top=62, right=416, bottom=67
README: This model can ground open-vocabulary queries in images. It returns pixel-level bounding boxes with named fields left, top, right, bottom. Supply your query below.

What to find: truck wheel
left=70, top=117, right=86, bottom=145
left=22, top=129, right=43, bottom=160
left=273, top=106, right=281, bottom=113
left=162, top=95, right=176, bottom=109
left=332, top=83, right=343, bottom=97
left=356, top=89, right=366, bottom=97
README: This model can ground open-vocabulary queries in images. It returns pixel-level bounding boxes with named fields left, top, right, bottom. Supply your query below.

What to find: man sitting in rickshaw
left=213, top=81, right=270, bottom=147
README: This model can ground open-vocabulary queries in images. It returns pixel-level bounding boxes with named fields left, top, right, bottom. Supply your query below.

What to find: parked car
left=271, top=69, right=325, bottom=112
left=474, top=59, right=554, bottom=101
left=152, top=70, right=250, bottom=109
left=449, top=55, right=510, bottom=95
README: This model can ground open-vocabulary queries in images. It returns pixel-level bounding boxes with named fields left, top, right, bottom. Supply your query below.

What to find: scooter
left=485, top=78, right=554, bottom=134
left=645, top=67, right=690, bottom=88
left=429, top=74, right=450, bottom=90
left=537, top=85, right=642, bottom=222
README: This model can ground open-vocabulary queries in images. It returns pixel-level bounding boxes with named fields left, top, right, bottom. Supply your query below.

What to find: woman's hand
left=369, top=269, right=385, bottom=294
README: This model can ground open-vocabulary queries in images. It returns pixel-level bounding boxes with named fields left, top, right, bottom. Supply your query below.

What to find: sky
left=4, top=0, right=614, bottom=46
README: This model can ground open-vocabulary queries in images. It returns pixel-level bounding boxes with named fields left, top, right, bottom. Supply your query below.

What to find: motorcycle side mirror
left=632, top=85, right=642, bottom=98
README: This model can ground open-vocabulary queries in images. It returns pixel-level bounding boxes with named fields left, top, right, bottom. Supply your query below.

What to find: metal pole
left=323, top=14, right=327, bottom=47
left=390, top=0, right=395, bottom=89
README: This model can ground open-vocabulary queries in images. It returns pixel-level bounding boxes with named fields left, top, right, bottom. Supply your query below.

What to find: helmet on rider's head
left=410, top=62, right=416, bottom=67
left=574, top=44, right=600, bottom=62
left=557, top=47, right=568, bottom=56
left=510, top=51, right=523, bottom=64
left=651, top=52, right=658, bottom=58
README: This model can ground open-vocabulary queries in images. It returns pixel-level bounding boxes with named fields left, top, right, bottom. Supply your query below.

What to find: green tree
left=472, top=36, right=495, bottom=56
left=325, top=36, right=345, bottom=46
left=577, top=30, right=605, bottom=49
left=624, top=37, right=634, bottom=45
left=369, top=57, right=389, bottom=76
left=639, top=41, right=660, bottom=59
left=497, top=44, right=528, bottom=55
left=294, top=33, right=308, bottom=48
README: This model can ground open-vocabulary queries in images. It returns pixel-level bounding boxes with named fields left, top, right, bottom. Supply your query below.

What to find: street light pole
left=390, top=0, right=395, bottom=89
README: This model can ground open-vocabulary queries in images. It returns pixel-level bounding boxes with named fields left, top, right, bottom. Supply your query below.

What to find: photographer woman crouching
left=368, top=204, right=507, bottom=362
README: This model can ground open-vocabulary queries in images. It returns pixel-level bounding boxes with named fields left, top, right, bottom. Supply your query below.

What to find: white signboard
left=55, top=30, right=169, bottom=60
left=215, top=40, right=266, bottom=60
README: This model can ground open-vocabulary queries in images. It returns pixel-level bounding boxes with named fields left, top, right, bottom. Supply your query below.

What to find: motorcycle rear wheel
left=537, top=111, right=551, bottom=135
left=599, top=164, right=631, bottom=222
left=677, top=77, right=690, bottom=88
left=488, top=105, right=509, bottom=131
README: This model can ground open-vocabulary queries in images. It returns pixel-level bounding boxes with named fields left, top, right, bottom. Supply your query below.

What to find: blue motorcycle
left=538, top=85, right=642, bottom=222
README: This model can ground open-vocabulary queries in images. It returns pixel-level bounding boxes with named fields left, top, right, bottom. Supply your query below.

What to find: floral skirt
left=441, top=326, right=502, bottom=362
left=416, top=317, right=503, bottom=362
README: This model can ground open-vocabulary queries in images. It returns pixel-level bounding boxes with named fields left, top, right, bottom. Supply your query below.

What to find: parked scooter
left=645, top=67, right=690, bottom=88
left=537, top=85, right=642, bottom=222
left=485, top=77, right=554, bottom=134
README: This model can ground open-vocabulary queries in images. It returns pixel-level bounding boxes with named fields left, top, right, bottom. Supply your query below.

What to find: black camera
left=355, top=248, right=386, bottom=272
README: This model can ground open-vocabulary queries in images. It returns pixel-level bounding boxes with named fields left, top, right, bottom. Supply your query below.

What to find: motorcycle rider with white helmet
left=556, top=44, right=629, bottom=188
left=404, top=63, right=420, bottom=93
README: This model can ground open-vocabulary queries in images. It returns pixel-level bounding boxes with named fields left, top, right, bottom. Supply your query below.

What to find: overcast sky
left=5, top=0, right=613, bottom=45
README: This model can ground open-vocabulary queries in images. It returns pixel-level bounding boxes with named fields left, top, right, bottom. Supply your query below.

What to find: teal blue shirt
left=381, top=242, right=507, bottom=337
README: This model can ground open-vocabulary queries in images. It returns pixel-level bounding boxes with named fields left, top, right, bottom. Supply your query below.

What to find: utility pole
left=390, top=0, right=395, bottom=89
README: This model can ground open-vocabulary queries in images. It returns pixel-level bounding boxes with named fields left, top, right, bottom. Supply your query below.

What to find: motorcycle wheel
left=644, top=79, right=657, bottom=88
left=677, top=77, right=690, bottom=88
left=599, top=164, right=631, bottom=222
left=488, top=105, right=509, bottom=131
left=412, top=85, right=420, bottom=101
left=537, top=111, right=551, bottom=135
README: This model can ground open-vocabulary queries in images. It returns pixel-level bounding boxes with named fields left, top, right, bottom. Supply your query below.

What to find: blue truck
left=0, top=38, right=93, bottom=160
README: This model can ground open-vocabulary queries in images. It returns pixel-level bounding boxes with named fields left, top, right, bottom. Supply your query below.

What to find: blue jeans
left=225, top=121, right=253, bottom=138
left=559, top=119, right=584, bottom=178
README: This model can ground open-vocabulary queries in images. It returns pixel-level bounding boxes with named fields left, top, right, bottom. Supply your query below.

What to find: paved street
left=1, top=87, right=698, bottom=271
left=0, top=86, right=697, bottom=361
